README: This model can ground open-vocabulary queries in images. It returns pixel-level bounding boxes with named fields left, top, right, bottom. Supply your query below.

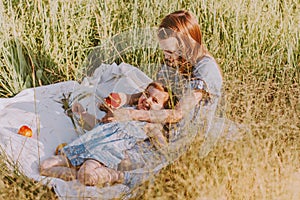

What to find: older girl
left=42, top=10, right=224, bottom=188
left=89, top=10, right=223, bottom=188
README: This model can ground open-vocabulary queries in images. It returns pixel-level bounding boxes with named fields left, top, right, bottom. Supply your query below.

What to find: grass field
left=0, top=0, right=299, bottom=199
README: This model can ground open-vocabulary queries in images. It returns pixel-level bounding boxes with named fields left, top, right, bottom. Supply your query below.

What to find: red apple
left=105, top=93, right=121, bottom=108
left=18, top=125, right=33, bottom=137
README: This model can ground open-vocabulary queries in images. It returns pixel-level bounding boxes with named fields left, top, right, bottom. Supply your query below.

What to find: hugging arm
left=72, top=102, right=99, bottom=130
left=72, top=92, right=143, bottom=126
left=113, top=90, right=203, bottom=124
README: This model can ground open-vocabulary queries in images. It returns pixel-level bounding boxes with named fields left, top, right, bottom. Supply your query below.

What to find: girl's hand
left=100, top=110, right=115, bottom=123
left=72, top=102, right=86, bottom=114
left=98, top=102, right=111, bottom=112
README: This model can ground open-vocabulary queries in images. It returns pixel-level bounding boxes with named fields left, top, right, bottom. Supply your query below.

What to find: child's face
left=137, top=86, right=169, bottom=110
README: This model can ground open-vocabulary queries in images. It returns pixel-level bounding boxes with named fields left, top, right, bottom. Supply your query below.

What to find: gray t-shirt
left=156, top=56, right=223, bottom=141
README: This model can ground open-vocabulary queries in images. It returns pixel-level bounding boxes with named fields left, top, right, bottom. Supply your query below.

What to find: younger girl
left=40, top=82, right=176, bottom=185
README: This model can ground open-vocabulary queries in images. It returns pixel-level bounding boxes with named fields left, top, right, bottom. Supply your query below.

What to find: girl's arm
left=72, top=102, right=98, bottom=130
left=113, top=90, right=203, bottom=124
left=78, top=112, right=98, bottom=130
left=71, top=92, right=144, bottom=128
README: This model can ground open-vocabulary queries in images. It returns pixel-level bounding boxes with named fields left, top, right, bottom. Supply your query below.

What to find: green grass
left=0, top=0, right=299, bottom=199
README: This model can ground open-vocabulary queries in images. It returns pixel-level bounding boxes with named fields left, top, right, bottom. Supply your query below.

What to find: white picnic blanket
left=0, top=63, right=152, bottom=199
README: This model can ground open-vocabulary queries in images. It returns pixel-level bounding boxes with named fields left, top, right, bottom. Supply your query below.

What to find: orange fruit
left=55, top=143, right=68, bottom=155
left=18, top=125, right=33, bottom=137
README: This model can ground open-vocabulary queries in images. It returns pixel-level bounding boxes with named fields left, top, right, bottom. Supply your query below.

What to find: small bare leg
left=40, top=166, right=77, bottom=181
left=40, top=155, right=77, bottom=181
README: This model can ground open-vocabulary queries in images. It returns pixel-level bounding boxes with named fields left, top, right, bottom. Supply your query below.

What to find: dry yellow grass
left=138, top=80, right=300, bottom=200
left=0, top=0, right=299, bottom=199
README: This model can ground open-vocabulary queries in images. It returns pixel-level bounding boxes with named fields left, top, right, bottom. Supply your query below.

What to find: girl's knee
left=81, top=159, right=102, bottom=170
left=77, top=167, right=96, bottom=185
left=77, top=160, right=104, bottom=185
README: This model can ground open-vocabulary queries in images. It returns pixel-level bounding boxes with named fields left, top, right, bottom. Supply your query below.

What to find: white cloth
left=0, top=63, right=152, bottom=199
